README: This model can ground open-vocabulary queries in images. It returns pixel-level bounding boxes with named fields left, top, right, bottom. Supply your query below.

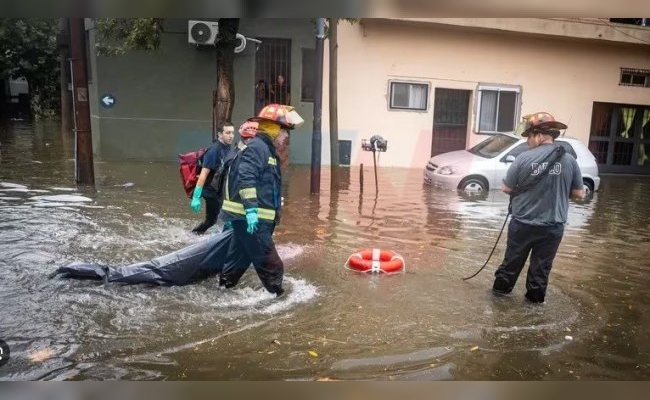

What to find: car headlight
left=437, top=166, right=459, bottom=175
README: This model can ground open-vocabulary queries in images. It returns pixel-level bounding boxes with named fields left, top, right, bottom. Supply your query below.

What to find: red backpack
left=178, top=147, right=207, bottom=198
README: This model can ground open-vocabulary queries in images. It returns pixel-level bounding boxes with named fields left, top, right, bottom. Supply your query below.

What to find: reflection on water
left=1, top=121, right=649, bottom=380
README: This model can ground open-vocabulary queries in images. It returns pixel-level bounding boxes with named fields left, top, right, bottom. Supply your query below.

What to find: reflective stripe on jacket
left=221, top=133, right=282, bottom=222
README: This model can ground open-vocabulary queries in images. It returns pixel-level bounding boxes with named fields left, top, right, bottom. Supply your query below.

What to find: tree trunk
left=328, top=18, right=340, bottom=169
left=59, top=18, right=72, bottom=133
left=213, top=18, right=239, bottom=140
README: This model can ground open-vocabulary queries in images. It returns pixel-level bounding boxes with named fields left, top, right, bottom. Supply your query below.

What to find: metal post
left=310, top=18, right=325, bottom=195
left=69, top=18, right=94, bottom=186
left=359, top=163, right=364, bottom=194
left=372, top=149, right=378, bottom=193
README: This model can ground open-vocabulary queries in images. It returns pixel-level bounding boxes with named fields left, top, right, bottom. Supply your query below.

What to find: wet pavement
left=0, top=121, right=649, bottom=380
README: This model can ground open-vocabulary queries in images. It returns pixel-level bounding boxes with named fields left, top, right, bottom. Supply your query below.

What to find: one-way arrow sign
left=100, top=94, right=116, bottom=108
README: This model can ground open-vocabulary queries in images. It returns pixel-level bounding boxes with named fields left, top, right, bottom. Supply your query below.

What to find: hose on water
left=462, top=202, right=510, bottom=281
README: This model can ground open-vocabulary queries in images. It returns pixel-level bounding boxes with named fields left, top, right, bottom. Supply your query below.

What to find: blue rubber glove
left=223, top=221, right=233, bottom=230
left=245, top=208, right=259, bottom=234
left=190, top=185, right=203, bottom=213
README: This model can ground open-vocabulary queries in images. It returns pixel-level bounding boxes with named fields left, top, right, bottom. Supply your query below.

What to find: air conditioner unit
left=188, top=20, right=218, bottom=45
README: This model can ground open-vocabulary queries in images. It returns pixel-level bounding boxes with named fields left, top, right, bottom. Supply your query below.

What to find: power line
left=596, top=18, right=650, bottom=45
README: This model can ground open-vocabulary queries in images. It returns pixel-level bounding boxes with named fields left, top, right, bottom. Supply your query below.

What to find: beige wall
left=320, top=19, right=650, bottom=168
left=389, top=18, right=650, bottom=46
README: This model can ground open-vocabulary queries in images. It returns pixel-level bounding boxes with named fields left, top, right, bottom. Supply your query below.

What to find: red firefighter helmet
left=248, top=104, right=304, bottom=130
left=521, top=112, right=568, bottom=138
left=238, top=121, right=258, bottom=138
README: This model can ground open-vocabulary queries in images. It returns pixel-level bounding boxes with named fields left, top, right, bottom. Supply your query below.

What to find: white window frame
left=475, top=84, right=521, bottom=134
left=388, top=80, right=429, bottom=112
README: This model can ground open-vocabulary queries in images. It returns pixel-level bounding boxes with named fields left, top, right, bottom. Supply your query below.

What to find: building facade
left=88, top=18, right=650, bottom=175
left=322, top=18, right=650, bottom=174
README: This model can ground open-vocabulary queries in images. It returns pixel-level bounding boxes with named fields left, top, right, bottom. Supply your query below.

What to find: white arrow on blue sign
left=100, top=94, right=116, bottom=108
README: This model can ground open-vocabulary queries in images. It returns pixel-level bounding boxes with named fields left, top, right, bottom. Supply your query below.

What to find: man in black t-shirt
left=190, top=122, right=235, bottom=234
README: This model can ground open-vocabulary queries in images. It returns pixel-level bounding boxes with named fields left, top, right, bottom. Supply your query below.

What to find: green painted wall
left=89, top=18, right=316, bottom=164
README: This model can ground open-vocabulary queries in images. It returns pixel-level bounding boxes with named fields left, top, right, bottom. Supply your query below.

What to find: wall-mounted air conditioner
left=188, top=20, right=218, bottom=45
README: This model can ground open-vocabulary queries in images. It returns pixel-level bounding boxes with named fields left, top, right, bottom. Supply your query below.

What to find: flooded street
left=1, top=121, right=649, bottom=380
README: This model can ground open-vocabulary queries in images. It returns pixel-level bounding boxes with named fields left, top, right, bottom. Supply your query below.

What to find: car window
left=505, top=143, right=529, bottom=159
left=556, top=141, right=578, bottom=159
left=467, top=134, right=519, bottom=159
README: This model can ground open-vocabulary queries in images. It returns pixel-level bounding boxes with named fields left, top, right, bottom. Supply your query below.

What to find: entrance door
left=431, top=88, right=471, bottom=157
left=254, top=38, right=292, bottom=114
left=589, top=102, right=650, bottom=174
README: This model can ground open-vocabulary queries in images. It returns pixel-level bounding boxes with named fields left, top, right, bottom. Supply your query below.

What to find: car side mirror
left=503, top=155, right=516, bottom=163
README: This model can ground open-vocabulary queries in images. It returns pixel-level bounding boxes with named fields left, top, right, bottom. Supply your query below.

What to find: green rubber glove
left=190, top=185, right=203, bottom=213
left=245, top=208, right=259, bottom=234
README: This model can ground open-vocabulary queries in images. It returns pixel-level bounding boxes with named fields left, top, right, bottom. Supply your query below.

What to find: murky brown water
left=1, top=121, right=649, bottom=380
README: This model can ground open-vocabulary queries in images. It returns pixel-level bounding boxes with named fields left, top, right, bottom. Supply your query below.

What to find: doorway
left=589, top=102, right=650, bottom=174
left=431, top=88, right=471, bottom=157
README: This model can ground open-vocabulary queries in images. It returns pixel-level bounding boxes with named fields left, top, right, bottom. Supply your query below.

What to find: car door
left=493, top=142, right=528, bottom=187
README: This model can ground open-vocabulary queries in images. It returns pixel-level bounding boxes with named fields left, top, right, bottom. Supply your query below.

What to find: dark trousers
left=192, top=196, right=220, bottom=234
left=492, top=218, right=564, bottom=303
left=219, top=220, right=284, bottom=295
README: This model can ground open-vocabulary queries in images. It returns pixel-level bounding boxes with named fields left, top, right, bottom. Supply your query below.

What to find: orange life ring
left=346, top=248, right=405, bottom=274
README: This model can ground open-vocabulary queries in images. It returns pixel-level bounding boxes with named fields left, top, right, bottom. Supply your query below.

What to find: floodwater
left=1, top=121, right=649, bottom=381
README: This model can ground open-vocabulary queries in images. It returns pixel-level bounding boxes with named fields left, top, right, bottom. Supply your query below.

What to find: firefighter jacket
left=221, top=133, right=282, bottom=223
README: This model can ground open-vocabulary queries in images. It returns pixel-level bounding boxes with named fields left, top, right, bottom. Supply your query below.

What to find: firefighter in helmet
left=219, top=104, right=304, bottom=296
left=493, top=112, right=584, bottom=303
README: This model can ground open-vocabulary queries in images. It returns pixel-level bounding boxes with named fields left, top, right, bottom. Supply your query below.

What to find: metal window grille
left=588, top=141, right=609, bottom=164
left=255, top=38, right=292, bottom=112
left=613, top=142, right=634, bottom=165
left=619, top=68, right=650, bottom=87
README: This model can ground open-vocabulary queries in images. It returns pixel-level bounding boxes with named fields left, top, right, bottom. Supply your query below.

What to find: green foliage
left=95, top=18, right=163, bottom=56
left=0, top=18, right=60, bottom=117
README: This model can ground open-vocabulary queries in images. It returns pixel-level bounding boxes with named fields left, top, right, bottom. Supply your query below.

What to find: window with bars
left=388, top=81, right=428, bottom=111
left=255, top=38, right=291, bottom=112
left=619, top=68, right=650, bottom=87
left=476, top=85, right=520, bottom=134
left=588, top=141, right=609, bottom=164
left=589, top=102, right=650, bottom=171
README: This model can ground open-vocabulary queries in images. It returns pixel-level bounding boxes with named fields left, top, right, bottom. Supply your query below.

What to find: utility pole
left=69, top=18, right=95, bottom=186
left=310, top=18, right=325, bottom=195
left=328, top=18, right=339, bottom=169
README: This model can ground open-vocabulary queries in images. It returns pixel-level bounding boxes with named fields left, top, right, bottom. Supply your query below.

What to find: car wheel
left=459, top=177, right=488, bottom=194
left=583, top=179, right=594, bottom=196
